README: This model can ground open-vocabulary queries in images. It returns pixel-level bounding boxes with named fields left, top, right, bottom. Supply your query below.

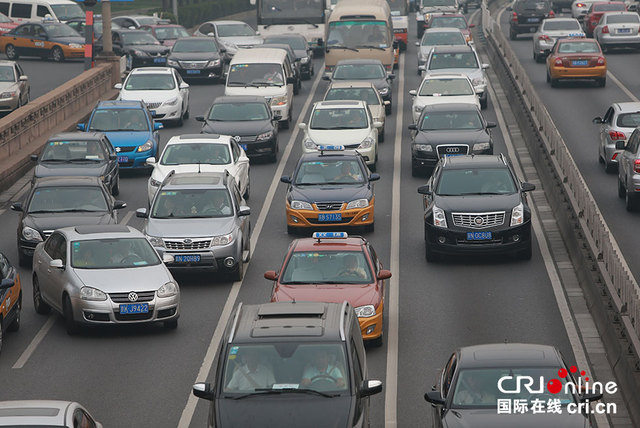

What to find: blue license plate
left=174, top=254, right=201, bottom=263
left=117, top=156, right=128, bottom=163
left=119, top=303, right=149, bottom=314
left=467, top=231, right=492, bottom=240
left=153, top=57, right=166, bottom=63
left=618, top=28, right=631, bottom=33
left=527, top=17, right=540, bottom=22
left=572, top=60, right=588, bottom=66
left=240, top=143, right=248, bottom=151
left=318, top=213, right=342, bottom=222
left=186, top=69, right=201, bottom=74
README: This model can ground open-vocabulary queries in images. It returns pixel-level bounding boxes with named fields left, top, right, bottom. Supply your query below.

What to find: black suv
left=191, top=301, right=383, bottom=427
left=417, top=154, right=535, bottom=261
left=508, top=0, right=554, bottom=40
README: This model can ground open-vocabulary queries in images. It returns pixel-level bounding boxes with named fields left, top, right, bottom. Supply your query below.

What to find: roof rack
left=228, top=302, right=243, bottom=343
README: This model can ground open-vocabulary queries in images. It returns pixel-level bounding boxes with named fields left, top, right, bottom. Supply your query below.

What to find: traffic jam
left=0, top=0, right=636, bottom=426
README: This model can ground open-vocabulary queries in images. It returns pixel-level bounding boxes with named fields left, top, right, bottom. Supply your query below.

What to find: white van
left=225, top=48, right=295, bottom=128
left=0, top=0, right=84, bottom=23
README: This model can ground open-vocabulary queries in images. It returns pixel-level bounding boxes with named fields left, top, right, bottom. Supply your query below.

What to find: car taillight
left=602, top=25, right=609, bottom=33
left=609, top=130, right=626, bottom=140
left=512, top=12, right=518, bottom=21
left=548, top=10, right=555, bottom=17
left=554, top=58, right=563, bottom=66
left=576, top=2, right=584, bottom=6
left=539, top=35, right=551, bottom=40
left=612, top=152, right=619, bottom=161
left=634, top=159, right=640, bottom=173
left=597, top=56, right=605, bottom=65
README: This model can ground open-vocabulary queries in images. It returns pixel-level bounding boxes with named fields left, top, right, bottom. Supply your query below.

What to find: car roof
left=58, top=225, right=141, bottom=240
left=422, top=103, right=480, bottom=112
left=0, top=400, right=75, bottom=425
left=328, top=81, right=377, bottom=90
left=432, top=45, right=474, bottom=53
left=212, top=95, right=268, bottom=104
left=47, top=132, right=105, bottom=141
left=336, top=58, right=384, bottom=66
left=314, top=100, right=366, bottom=109
left=143, top=23, right=183, bottom=27
left=129, top=67, right=173, bottom=75
left=442, top=154, right=508, bottom=169
left=165, top=134, right=231, bottom=144
left=96, top=100, right=145, bottom=109
left=163, top=172, right=227, bottom=189
left=292, top=236, right=367, bottom=252
left=614, top=102, right=640, bottom=113
left=457, top=343, right=562, bottom=368
left=179, top=36, right=217, bottom=42
left=210, top=20, right=248, bottom=26
left=33, top=176, right=104, bottom=187
left=231, top=48, right=287, bottom=63
left=422, top=73, right=470, bottom=80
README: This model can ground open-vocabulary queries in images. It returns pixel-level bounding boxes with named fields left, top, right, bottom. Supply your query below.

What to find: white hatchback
left=116, top=67, right=190, bottom=126
left=146, top=134, right=250, bottom=203
left=409, top=73, right=480, bottom=123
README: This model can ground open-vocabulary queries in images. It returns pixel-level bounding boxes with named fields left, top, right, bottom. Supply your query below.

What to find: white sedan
left=146, top=134, right=250, bottom=203
left=409, top=73, right=480, bottom=123
left=116, top=67, right=190, bottom=126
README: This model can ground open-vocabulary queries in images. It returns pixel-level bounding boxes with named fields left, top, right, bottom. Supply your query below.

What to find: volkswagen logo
left=233, top=136, right=242, bottom=143
left=446, top=147, right=460, bottom=153
left=115, top=147, right=121, bottom=152
left=183, top=238, right=193, bottom=244
left=128, top=292, right=139, bottom=302
left=474, top=216, right=484, bottom=225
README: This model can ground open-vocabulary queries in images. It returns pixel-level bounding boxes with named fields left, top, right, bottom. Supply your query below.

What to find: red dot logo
left=570, top=366, right=577, bottom=373
left=547, top=379, right=563, bottom=394
left=558, top=368, right=568, bottom=378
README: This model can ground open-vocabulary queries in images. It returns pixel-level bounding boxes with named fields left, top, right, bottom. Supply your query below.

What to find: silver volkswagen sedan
left=0, top=60, right=29, bottom=113
left=415, top=28, right=467, bottom=75
left=532, top=17, right=584, bottom=62
left=32, top=224, right=180, bottom=334
left=594, top=11, right=640, bottom=51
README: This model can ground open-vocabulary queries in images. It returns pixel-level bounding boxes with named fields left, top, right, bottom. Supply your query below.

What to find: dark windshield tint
left=429, top=52, right=478, bottom=69
left=431, top=17, right=468, bottom=29
left=125, top=73, right=175, bottom=90
left=41, top=140, right=106, bottom=161
left=28, top=187, right=108, bottom=213
left=122, top=32, right=160, bottom=45
left=542, top=20, right=581, bottom=31
left=327, top=21, right=390, bottom=49
left=420, top=111, right=482, bottom=130
left=172, top=38, right=218, bottom=52
left=89, top=109, right=149, bottom=132
left=595, top=3, right=626, bottom=11
left=422, top=0, right=456, bottom=6
left=160, top=143, right=230, bottom=165
left=264, top=36, right=307, bottom=50
left=227, top=63, right=284, bottom=86
left=217, top=23, right=255, bottom=37
left=437, top=168, right=517, bottom=195
left=209, top=102, right=270, bottom=121
left=422, top=30, right=466, bottom=45
left=606, top=14, right=640, bottom=24
left=515, top=0, right=551, bottom=11
left=617, top=112, right=640, bottom=127
left=0, top=65, right=15, bottom=82
left=50, top=3, right=84, bottom=20
left=154, top=26, right=189, bottom=40
left=557, top=41, right=599, bottom=53
left=419, top=78, right=474, bottom=96
left=44, top=24, right=80, bottom=38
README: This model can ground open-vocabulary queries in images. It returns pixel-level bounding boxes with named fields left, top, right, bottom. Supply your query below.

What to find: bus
left=249, top=0, right=331, bottom=50
left=325, top=0, right=395, bottom=74
left=388, top=0, right=409, bottom=50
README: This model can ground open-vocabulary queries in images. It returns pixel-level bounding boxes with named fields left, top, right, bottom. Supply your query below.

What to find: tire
left=518, top=242, right=532, bottom=260
left=51, top=46, right=64, bottom=62
left=176, top=105, right=184, bottom=126
left=598, top=77, right=606, bottom=87
left=618, top=179, right=626, bottom=198
left=63, top=295, right=79, bottom=335
left=32, top=276, right=51, bottom=315
left=112, top=175, right=120, bottom=196
left=385, top=103, right=392, bottom=115
left=379, top=127, right=385, bottom=142
left=369, top=162, right=376, bottom=172
left=231, top=258, right=244, bottom=281
left=269, top=140, right=278, bottom=163
left=25, top=89, right=30, bottom=104
left=164, top=319, right=178, bottom=329
left=287, top=225, right=298, bottom=235
left=5, top=44, right=17, bottom=60
left=550, top=77, right=559, bottom=88
left=412, top=163, right=421, bottom=177
left=625, top=190, right=637, bottom=211
left=368, top=334, right=383, bottom=347
left=243, top=178, right=250, bottom=200
left=18, top=250, right=30, bottom=268
left=600, top=43, right=608, bottom=53
left=510, top=27, right=517, bottom=40
left=604, top=161, right=616, bottom=173
left=533, top=51, right=538, bottom=62
left=417, top=26, right=424, bottom=38
left=294, top=79, right=300, bottom=95
left=546, top=70, right=551, bottom=83
left=364, top=222, right=375, bottom=233
left=184, top=107, right=189, bottom=120
left=480, top=95, right=487, bottom=110
left=7, top=294, right=21, bottom=332
left=425, top=242, right=440, bottom=262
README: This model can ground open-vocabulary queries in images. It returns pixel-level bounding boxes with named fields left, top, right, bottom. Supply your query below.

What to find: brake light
left=512, top=12, right=518, bottom=22
left=554, top=58, right=563, bottom=66
left=539, top=34, right=551, bottom=40
left=612, top=152, right=619, bottom=161
left=576, top=2, right=584, bottom=6
left=634, top=159, right=640, bottom=173
left=609, top=130, right=626, bottom=140
left=597, top=56, right=605, bottom=65
left=548, top=10, right=555, bottom=17
left=602, top=25, right=609, bottom=33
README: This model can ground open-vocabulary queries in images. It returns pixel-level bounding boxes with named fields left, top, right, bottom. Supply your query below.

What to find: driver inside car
left=338, top=254, right=367, bottom=279
left=300, top=349, right=345, bottom=388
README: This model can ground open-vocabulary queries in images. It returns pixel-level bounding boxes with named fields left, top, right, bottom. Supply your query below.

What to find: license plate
left=318, top=213, right=342, bottom=222
left=153, top=57, right=166, bottom=63
left=618, top=28, right=631, bottom=33
left=527, top=17, right=540, bottom=22
left=117, top=156, right=128, bottom=163
left=119, top=303, right=149, bottom=314
left=174, top=254, right=201, bottom=263
left=186, top=69, right=201, bottom=74
left=467, top=231, right=492, bottom=240
left=240, top=143, right=248, bottom=151
left=572, top=60, right=588, bottom=66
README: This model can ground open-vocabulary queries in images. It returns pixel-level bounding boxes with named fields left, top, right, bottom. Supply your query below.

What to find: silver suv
left=137, top=171, right=251, bottom=280
left=616, top=127, right=640, bottom=211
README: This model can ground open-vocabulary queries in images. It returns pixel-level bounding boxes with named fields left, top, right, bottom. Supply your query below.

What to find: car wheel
left=600, top=43, right=608, bottom=53
left=112, top=175, right=120, bottom=196
left=625, top=190, right=636, bottom=211
left=294, top=80, right=300, bottom=95
left=598, top=77, right=606, bottom=87
left=368, top=334, right=383, bottom=347
left=510, top=27, right=517, bottom=40
left=425, top=242, right=440, bottom=262
left=546, top=69, right=551, bottom=82
left=51, top=46, right=64, bottom=62
left=25, top=89, right=30, bottom=104
left=385, top=103, right=392, bottom=115
left=243, top=179, right=250, bottom=200
left=287, top=225, right=298, bottom=235
left=618, top=179, right=626, bottom=198
left=379, top=127, right=385, bottom=142
left=231, top=258, right=244, bottom=282
left=32, top=276, right=51, bottom=315
left=183, top=106, right=189, bottom=120
left=480, top=95, right=487, bottom=109
left=533, top=51, right=538, bottom=62
left=269, top=141, right=278, bottom=163
left=18, top=250, right=30, bottom=268
left=7, top=293, right=21, bottom=332
left=63, top=295, right=79, bottom=335
left=5, top=44, right=18, bottom=60
left=550, top=77, right=559, bottom=88
left=518, top=242, right=532, bottom=260
left=604, top=161, right=616, bottom=173
left=364, top=222, right=375, bottom=233
left=411, top=163, right=421, bottom=177
left=164, top=319, right=178, bottom=329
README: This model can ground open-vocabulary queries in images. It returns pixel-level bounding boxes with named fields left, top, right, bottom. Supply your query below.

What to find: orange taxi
left=546, top=38, right=607, bottom=87
left=0, top=252, right=22, bottom=354
left=0, top=22, right=84, bottom=62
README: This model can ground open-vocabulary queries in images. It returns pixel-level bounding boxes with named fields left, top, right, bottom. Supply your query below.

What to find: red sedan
left=584, top=1, right=626, bottom=36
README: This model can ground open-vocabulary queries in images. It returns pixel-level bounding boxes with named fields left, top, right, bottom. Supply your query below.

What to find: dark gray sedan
left=167, top=37, right=226, bottom=82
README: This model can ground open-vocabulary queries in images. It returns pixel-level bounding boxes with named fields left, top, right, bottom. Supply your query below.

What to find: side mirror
left=136, top=208, right=148, bottom=218
left=418, top=65, right=426, bottom=71
left=369, top=173, right=380, bottom=182
left=616, top=140, right=626, bottom=150
left=486, top=121, right=497, bottom=129
left=482, top=63, right=490, bottom=69
left=408, top=124, right=417, bottom=130
left=322, top=75, right=331, bottom=81
left=424, top=391, right=445, bottom=405
left=49, top=259, right=64, bottom=269
left=19, top=75, right=28, bottom=81
left=114, top=83, right=123, bottom=89
left=377, top=269, right=392, bottom=280
left=146, top=157, right=156, bottom=165
left=383, top=100, right=390, bottom=105
left=592, top=116, right=603, bottom=124
left=162, top=253, right=174, bottom=264
left=238, top=206, right=251, bottom=216
left=30, top=154, right=38, bottom=161
left=10, top=202, right=22, bottom=212
left=179, top=82, right=190, bottom=89
left=193, top=382, right=214, bottom=401
left=286, top=76, right=295, bottom=84
left=361, top=380, right=383, bottom=397
left=475, top=87, right=484, bottom=94
left=417, top=184, right=431, bottom=195
left=207, top=32, right=215, bottom=37
left=373, top=121, right=383, bottom=129
left=0, top=278, right=15, bottom=289
left=195, top=115, right=205, bottom=122
left=415, top=41, right=420, bottom=46
left=76, top=123, right=86, bottom=131
left=273, top=113, right=282, bottom=121
left=388, top=74, right=396, bottom=80
left=409, top=89, right=417, bottom=96
left=280, top=175, right=292, bottom=184
left=521, top=182, right=536, bottom=192
left=298, top=122, right=307, bottom=130
left=154, top=122, right=164, bottom=130
left=264, top=270, right=278, bottom=280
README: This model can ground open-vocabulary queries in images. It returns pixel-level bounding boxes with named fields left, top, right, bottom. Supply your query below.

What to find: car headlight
left=22, top=226, right=43, bottom=242
left=473, top=142, right=491, bottom=151
left=472, top=77, right=486, bottom=87
left=511, top=202, right=524, bottom=226
left=164, top=97, right=179, bottom=106
left=211, top=233, right=234, bottom=246
left=68, top=43, right=83, bottom=49
left=414, top=104, right=424, bottom=113
left=271, top=95, right=287, bottom=106
left=360, top=137, right=374, bottom=149
left=137, top=140, right=154, bottom=152
left=346, top=198, right=369, bottom=209
left=378, top=87, right=389, bottom=95
left=167, top=59, right=179, bottom=67
left=300, top=56, right=310, bottom=64
left=132, top=49, right=149, bottom=57
left=303, top=138, right=316, bottom=149
left=80, top=286, right=107, bottom=301
left=146, top=235, right=164, bottom=247
left=206, top=59, right=221, bottom=67
left=433, top=205, right=447, bottom=228
left=354, top=305, right=376, bottom=317
left=0, top=91, right=16, bottom=99
left=257, top=130, right=273, bottom=141
left=157, top=281, right=178, bottom=298
left=149, top=178, right=161, bottom=187
left=290, top=200, right=313, bottom=210
left=415, top=144, right=432, bottom=152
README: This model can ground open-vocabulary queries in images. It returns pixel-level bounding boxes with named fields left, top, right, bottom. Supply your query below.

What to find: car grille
left=315, top=202, right=344, bottom=211
left=237, top=135, right=257, bottom=142
left=164, top=239, right=211, bottom=250
left=116, top=146, right=136, bottom=153
left=308, top=217, right=353, bottom=224
left=109, top=291, right=156, bottom=303
left=437, top=145, right=468, bottom=157
left=180, top=61, right=208, bottom=69
left=452, top=211, right=506, bottom=229
left=146, top=102, right=162, bottom=109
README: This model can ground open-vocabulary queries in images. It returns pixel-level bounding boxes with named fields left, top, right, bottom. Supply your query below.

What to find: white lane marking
left=484, top=76, right=611, bottom=428
left=384, top=54, right=404, bottom=428
left=120, top=210, right=135, bottom=226
left=176, top=67, right=325, bottom=428
left=607, top=71, right=640, bottom=103
left=12, top=315, right=56, bottom=369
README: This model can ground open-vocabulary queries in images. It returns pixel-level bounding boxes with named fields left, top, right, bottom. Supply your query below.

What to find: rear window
left=594, top=3, right=626, bottom=11
left=542, top=20, right=581, bottom=31
left=617, top=112, right=640, bottom=128
left=606, top=14, right=640, bottom=24
left=325, top=87, right=380, bottom=105
left=557, top=41, right=599, bottom=53
left=515, top=0, right=551, bottom=10
left=429, top=52, right=478, bottom=70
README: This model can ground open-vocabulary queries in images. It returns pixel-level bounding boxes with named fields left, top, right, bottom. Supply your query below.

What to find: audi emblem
left=445, top=147, right=460, bottom=153
left=183, top=239, right=193, bottom=244
left=474, top=216, right=484, bottom=225
left=233, top=136, right=242, bottom=143
left=128, top=292, right=139, bottom=302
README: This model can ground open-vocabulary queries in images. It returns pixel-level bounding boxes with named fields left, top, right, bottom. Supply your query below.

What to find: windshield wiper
left=40, top=159, right=70, bottom=163
left=226, top=81, right=248, bottom=86
left=355, top=45, right=387, bottom=51
left=232, top=388, right=338, bottom=400
left=57, top=208, right=106, bottom=212
left=326, top=45, right=359, bottom=52
left=324, top=181, right=362, bottom=185
left=68, top=158, right=102, bottom=162
left=28, top=209, right=59, bottom=213
left=302, top=18, right=319, bottom=28
left=250, top=81, right=283, bottom=87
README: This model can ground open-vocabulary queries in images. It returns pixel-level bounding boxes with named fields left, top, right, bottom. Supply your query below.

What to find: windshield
left=222, top=343, right=349, bottom=395
left=89, top=109, right=149, bottom=132
left=617, top=112, right=640, bottom=128
left=71, top=238, right=161, bottom=269
left=154, top=26, right=189, bottom=40
left=436, top=168, right=517, bottom=195
left=557, top=41, right=599, bottom=53
left=325, top=87, right=380, bottom=105
left=542, top=20, right=581, bottom=31
left=310, top=107, right=368, bottom=130
left=44, top=24, right=81, bottom=38
left=429, top=52, right=478, bottom=69
left=151, top=189, right=233, bottom=218
left=419, top=78, right=474, bottom=96
left=451, top=368, right=577, bottom=408
left=28, top=186, right=108, bottom=213
left=260, top=0, right=325, bottom=22
left=125, top=73, right=175, bottom=90
left=596, top=3, right=626, bottom=11
left=607, top=14, right=640, bottom=24
left=227, top=63, right=284, bottom=86
left=516, top=0, right=551, bottom=11
left=327, top=21, right=391, bottom=49
left=421, top=0, right=456, bottom=6
left=217, top=23, right=255, bottom=37
left=333, top=64, right=386, bottom=80
left=160, top=143, right=231, bottom=165
left=50, top=4, right=84, bottom=20
left=422, top=30, right=466, bottom=46
left=41, top=140, right=107, bottom=161
left=281, top=251, right=373, bottom=283
left=122, top=32, right=160, bottom=45
left=0, top=65, right=14, bottom=82
left=264, top=36, right=307, bottom=50
left=430, top=16, right=468, bottom=29
left=420, top=111, right=482, bottom=130
left=209, top=102, right=270, bottom=121
left=172, top=38, right=218, bottom=52
left=388, top=0, right=409, bottom=14
left=294, top=159, right=366, bottom=185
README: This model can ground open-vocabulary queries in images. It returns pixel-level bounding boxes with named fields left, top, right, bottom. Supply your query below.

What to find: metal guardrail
left=480, top=2, right=640, bottom=348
